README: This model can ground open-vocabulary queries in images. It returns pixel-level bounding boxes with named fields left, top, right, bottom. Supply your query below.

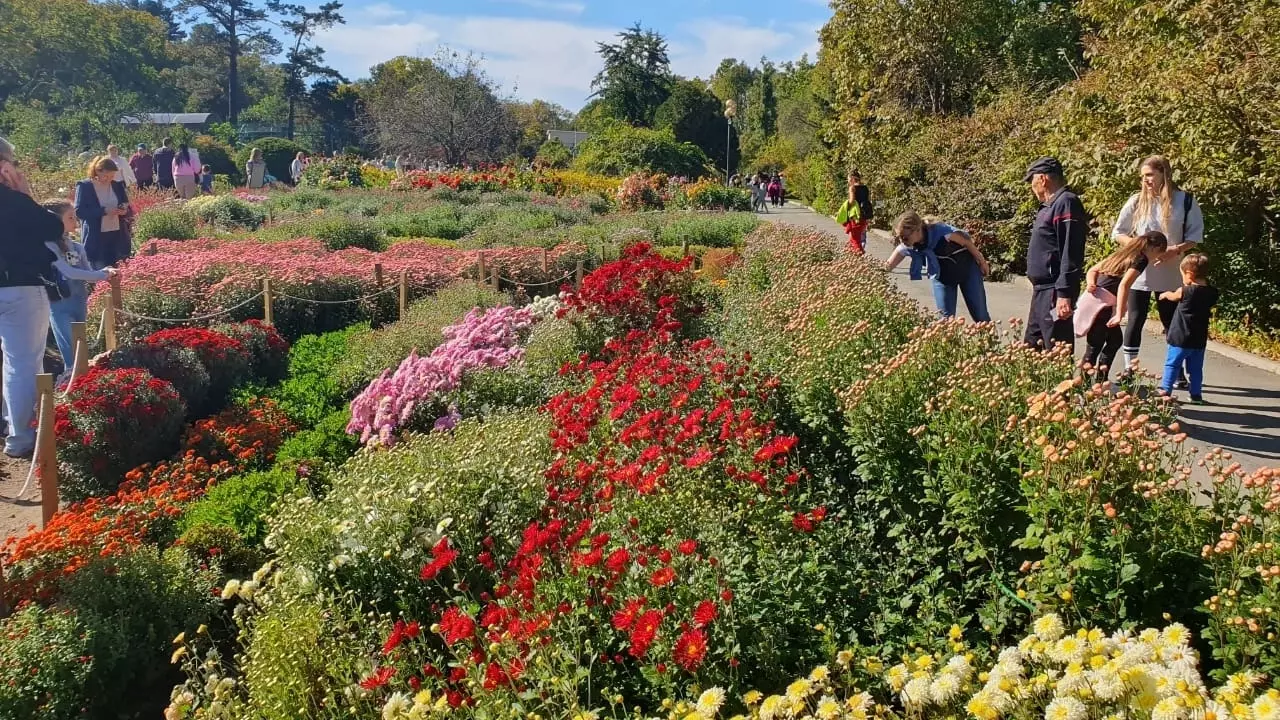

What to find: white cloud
left=316, top=9, right=823, bottom=109
left=493, top=0, right=587, bottom=14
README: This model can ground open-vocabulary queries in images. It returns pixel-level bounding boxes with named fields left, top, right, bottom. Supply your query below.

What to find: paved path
left=760, top=203, right=1280, bottom=477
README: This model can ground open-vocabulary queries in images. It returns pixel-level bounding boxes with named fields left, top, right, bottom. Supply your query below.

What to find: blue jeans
left=931, top=267, right=991, bottom=322
left=1162, top=346, right=1205, bottom=397
left=50, top=295, right=88, bottom=370
left=0, top=286, right=51, bottom=453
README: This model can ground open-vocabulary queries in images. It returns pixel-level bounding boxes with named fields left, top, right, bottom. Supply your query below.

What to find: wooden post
left=36, top=374, right=58, bottom=528
left=477, top=252, right=487, bottom=284
left=374, top=263, right=384, bottom=288
left=575, top=260, right=584, bottom=291
left=104, top=273, right=122, bottom=351
left=262, top=277, right=274, bottom=326
left=681, top=239, right=689, bottom=258
left=490, top=267, right=500, bottom=292
left=70, top=322, right=89, bottom=380
left=540, top=248, right=549, bottom=273
left=398, top=270, right=408, bottom=317
left=146, top=241, right=158, bottom=256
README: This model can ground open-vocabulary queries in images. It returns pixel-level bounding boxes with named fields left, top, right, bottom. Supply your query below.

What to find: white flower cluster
left=527, top=292, right=564, bottom=321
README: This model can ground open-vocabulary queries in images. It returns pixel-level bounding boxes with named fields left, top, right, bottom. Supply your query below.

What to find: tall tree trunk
left=228, top=17, right=240, bottom=125
left=287, top=96, right=296, bottom=140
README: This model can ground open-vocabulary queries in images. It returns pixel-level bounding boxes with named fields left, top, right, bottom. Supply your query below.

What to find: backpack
left=931, top=226, right=975, bottom=287
left=1180, top=192, right=1194, bottom=240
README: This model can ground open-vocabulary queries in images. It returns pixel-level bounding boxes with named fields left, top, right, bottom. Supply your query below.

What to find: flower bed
left=91, top=237, right=586, bottom=342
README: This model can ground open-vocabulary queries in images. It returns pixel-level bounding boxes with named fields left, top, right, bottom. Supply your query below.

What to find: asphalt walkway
left=760, top=202, right=1280, bottom=478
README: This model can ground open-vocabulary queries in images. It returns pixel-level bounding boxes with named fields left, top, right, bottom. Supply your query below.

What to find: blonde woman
left=1112, top=155, right=1204, bottom=377
left=885, top=210, right=991, bottom=322
left=74, top=156, right=131, bottom=268
left=107, top=144, right=137, bottom=187
left=245, top=147, right=267, bottom=189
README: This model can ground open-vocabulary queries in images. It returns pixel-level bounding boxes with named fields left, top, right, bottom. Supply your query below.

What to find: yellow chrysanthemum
left=965, top=690, right=1000, bottom=720
left=743, top=691, right=763, bottom=706
left=809, top=665, right=830, bottom=684
left=786, top=678, right=813, bottom=702
left=759, top=695, right=786, bottom=720
left=836, top=650, right=854, bottom=667
left=815, top=696, right=841, bottom=720
left=1254, top=691, right=1280, bottom=720
left=1033, top=614, right=1066, bottom=642
left=697, top=688, right=727, bottom=718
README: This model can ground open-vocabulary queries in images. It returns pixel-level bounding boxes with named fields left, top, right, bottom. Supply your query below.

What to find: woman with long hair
left=74, top=156, right=131, bottom=269
left=245, top=147, right=268, bottom=189
left=172, top=141, right=202, bottom=199
left=1078, top=230, right=1168, bottom=380
left=837, top=172, right=873, bottom=253
left=1111, top=155, right=1204, bottom=378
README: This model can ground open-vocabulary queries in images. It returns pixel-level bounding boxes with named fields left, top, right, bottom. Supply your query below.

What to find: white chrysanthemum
left=220, top=579, right=240, bottom=601
left=847, top=692, right=873, bottom=713
left=930, top=672, right=963, bottom=704
left=886, top=664, right=910, bottom=692
left=1034, top=614, right=1067, bottom=642
left=1044, top=695, right=1088, bottom=720
left=697, top=688, right=726, bottom=717
left=1138, top=628, right=1162, bottom=646
left=382, top=693, right=412, bottom=720
left=1254, top=691, right=1280, bottom=720
left=815, top=696, right=842, bottom=720
left=1055, top=663, right=1088, bottom=695
left=1152, top=696, right=1187, bottom=720
left=966, top=689, right=1008, bottom=720
left=1160, top=623, right=1191, bottom=649
left=1048, top=636, right=1089, bottom=664
left=998, top=647, right=1024, bottom=666
left=989, top=659, right=1024, bottom=683
left=1118, top=642, right=1156, bottom=668
left=902, top=676, right=932, bottom=708
left=759, top=695, right=786, bottom=720
left=1203, top=699, right=1231, bottom=720
left=1090, top=668, right=1126, bottom=702
left=947, top=654, right=974, bottom=681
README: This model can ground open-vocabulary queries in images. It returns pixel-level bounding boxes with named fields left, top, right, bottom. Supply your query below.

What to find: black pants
left=1025, top=284, right=1078, bottom=353
left=1083, top=306, right=1123, bottom=378
left=1121, top=289, right=1179, bottom=356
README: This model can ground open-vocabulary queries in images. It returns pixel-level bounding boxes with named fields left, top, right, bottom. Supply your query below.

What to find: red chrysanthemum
left=628, top=609, right=662, bottom=658
left=439, top=607, right=476, bottom=645
left=692, top=600, right=717, bottom=628
left=650, top=566, right=677, bottom=587
left=673, top=628, right=708, bottom=672
left=612, top=598, right=646, bottom=630
left=359, top=665, right=395, bottom=690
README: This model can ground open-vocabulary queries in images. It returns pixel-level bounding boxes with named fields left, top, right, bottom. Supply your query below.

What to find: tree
left=112, top=0, right=187, bottom=40
left=509, top=99, right=575, bottom=160
left=572, top=123, right=710, bottom=178
left=653, top=79, right=729, bottom=173
left=709, top=59, right=754, bottom=115
left=176, top=0, right=274, bottom=123
left=742, top=59, right=778, bottom=159
left=534, top=138, right=573, bottom=169
left=363, top=51, right=516, bottom=165
left=309, top=80, right=362, bottom=152
left=267, top=0, right=345, bottom=140
left=168, top=23, right=282, bottom=120
left=590, top=23, right=673, bottom=127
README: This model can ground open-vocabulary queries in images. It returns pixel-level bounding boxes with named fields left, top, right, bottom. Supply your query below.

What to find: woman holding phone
left=74, top=156, right=132, bottom=269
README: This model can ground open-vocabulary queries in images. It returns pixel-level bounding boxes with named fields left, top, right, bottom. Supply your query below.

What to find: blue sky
left=314, top=0, right=830, bottom=111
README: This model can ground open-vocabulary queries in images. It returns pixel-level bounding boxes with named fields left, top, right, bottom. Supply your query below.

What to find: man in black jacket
left=1023, top=157, right=1087, bottom=353
left=0, top=136, right=60, bottom=457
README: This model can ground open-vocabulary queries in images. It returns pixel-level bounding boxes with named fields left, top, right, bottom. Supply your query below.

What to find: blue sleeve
left=74, top=182, right=104, bottom=221
left=929, top=224, right=960, bottom=248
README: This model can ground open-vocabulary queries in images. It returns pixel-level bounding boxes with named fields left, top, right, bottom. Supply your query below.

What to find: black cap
left=1023, top=156, right=1064, bottom=182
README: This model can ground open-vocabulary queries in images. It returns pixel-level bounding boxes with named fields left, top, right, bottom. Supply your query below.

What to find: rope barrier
left=494, top=270, right=575, bottom=288
left=11, top=392, right=50, bottom=501
left=273, top=284, right=401, bottom=305
left=114, top=291, right=266, bottom=324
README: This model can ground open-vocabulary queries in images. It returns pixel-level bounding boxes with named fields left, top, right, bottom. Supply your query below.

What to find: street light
left=724, top=99, right=737, bottom=186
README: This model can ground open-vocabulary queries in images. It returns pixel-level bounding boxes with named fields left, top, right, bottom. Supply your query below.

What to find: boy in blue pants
left=1159, top=253, right=1217, bottom=404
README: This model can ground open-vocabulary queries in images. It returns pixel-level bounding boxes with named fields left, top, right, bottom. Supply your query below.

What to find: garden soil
left=763, top=203, right=1280, bottom=484
left=0, top=457, right=39, bottom=544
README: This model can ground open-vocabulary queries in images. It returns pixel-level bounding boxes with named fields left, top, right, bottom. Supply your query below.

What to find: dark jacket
left=74, top=179, right=131, bottom=264
left=153, top=147, right=175, bottom=185
left=1028, top=187, right=1087, bottom=292
left=0, top=185, right=61, bottom=288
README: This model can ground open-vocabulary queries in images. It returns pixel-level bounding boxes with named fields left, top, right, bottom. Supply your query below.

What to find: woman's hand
left=1107, top=314, right=1123, bottom=328
left=103, top=267, right=119, bottom=278
left=1086, top=279, right=1098, bottom=294
left=978, top=258, right=990, bottom=277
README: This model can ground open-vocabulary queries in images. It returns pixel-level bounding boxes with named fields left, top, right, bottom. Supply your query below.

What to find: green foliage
left=267, top=326, right=364, bottom=427
left=187, top=194, right=268, bottom=230
left=132, top=206, right=197, bottom=242
left=179, top=467, right=300, bottom=546
left=176, top=522, right=265, bottom=579
left=0, top=605, right=94, bottom=720
left=334, top=281, right=507, bottom=393
left=235, top=138, right=309, bottom=185
left=591, top=23, right=673, bottom=126
left=264, top=187, right=336, bottom=215
left=193, top=134, right=238, bottom=182
left=375, top=206, right=473, bottom=240
left=573, top=123, right=710, bottom=178
left=657, top=213, right=760, bottom=248
left=274, top=409, right=360, bottom=489
left=534, top=138, right=573, bottom=169
left=654, top=78, right=728, bottom=165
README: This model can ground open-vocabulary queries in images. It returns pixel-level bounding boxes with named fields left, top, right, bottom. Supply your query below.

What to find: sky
left=313, top=0, right=831, bottom=112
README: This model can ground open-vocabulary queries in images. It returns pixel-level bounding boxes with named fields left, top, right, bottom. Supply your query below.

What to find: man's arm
left=1056, top=197, right=1087, bottom=291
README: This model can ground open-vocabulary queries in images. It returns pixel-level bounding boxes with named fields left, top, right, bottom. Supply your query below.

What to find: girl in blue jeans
left=885, top=210, right=992, bottom=322
left=41, top=200, right=115, bottom=374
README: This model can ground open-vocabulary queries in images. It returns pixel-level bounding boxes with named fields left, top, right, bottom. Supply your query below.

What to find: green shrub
left=267, top=326, right=364, bottom=426
left=658, top=213, right=760, bottom=248
left=334, top=281, right=506, bottom=393
left=235, top=138, right=308, bottom=186
left=375, top=206, right=472, bottom=239
left=304, top=216, right=385, bottom=251
left=186, top=194, right=267, bottom=230
left=535, top=138, right=573, bottom=168
left=179, top=467, right=300, bottom=545
left=264, top=187, right=336, bottom=215
left=0, top=606, right=94, bottom=720
left=176, top=522, right=265, bottom=578
left=572, top=123, right=711, bottom=178
left=132, top=207, right=197, bottom=242
left=193, top=134, right=238, bottom=183
left=97, top=342, right=211, bottom=418
left=275, top=408, right=360, bottom=490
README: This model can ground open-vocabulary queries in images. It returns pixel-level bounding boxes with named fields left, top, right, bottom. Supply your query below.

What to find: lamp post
left=724, top=99, right=737, bottom=186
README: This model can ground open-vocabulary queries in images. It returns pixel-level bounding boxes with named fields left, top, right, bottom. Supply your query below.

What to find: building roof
left=120, top=113, right=213, bottom=126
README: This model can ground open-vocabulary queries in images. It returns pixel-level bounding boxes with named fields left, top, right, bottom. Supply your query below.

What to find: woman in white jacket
left=107, top=144, right=137, bottom=187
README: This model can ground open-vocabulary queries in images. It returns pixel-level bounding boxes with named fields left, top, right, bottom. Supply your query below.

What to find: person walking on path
left=1079, top=230, right=1168, bottom=381
left=837, top=172, right=873, bottom=254
left=74, top=156, right=131, bottom=269
left=885, top=211, right=992, bottom=322
left=172, top=142, right=201, bottom=199
left=129, top=144, right=154, bottom=189
left=1112, top=155, right=1204, bottom=381
left=1159, top=253, right=1218, bottom=403
left=107, top=144, right=136, bottom=188
left=245, top=148, right=268, bottom=189
left=39, top=199, right=115, bottom=373
left=1023, top=156, right=1088, bottom=352
left=0, top=137, right=60, bottom=458
left=153, top=138, right=175, bottom=192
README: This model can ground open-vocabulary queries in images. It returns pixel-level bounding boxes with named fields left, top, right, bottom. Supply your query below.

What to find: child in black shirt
left=1081, top=230, right=1167, bottom=380
left=1159, top=253, right=1218, bottom=403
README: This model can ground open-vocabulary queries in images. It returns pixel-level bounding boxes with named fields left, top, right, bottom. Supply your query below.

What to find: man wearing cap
left=130, top=144, right=155, bottom=190
left=1023, top=156, right=1087, bottom=352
